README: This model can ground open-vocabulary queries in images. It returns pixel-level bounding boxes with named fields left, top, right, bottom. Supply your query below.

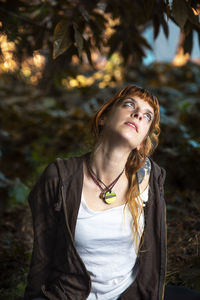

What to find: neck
left=89, top=140, right=131, bottom=185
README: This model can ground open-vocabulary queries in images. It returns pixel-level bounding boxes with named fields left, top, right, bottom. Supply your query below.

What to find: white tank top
left=74, top=186, right=149, bottom=300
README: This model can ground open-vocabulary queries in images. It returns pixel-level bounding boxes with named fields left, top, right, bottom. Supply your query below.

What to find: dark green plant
left=0, top=0, right=199, bottom=92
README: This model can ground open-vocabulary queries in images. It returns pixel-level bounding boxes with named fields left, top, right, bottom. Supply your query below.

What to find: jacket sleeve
left=24, top=163, right=60, bottom=300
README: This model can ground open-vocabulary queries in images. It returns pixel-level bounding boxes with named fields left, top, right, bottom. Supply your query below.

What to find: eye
left=144, top=113, right=152, bottom=121
left=123, top=101, right=135, bottom=109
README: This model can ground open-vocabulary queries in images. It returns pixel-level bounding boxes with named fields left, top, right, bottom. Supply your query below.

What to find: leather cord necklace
left=86, top=160, right=124, bottom=204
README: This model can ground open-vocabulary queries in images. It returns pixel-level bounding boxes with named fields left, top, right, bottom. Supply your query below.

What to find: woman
left=24, top=85, right=165, bottom=299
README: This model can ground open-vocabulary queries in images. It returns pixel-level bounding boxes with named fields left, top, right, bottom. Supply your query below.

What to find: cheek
left=145, top=121, right=153, bottom=134
left=104, top=110, right=122, bottom=126
left=140, top=123, right=151, bottom=142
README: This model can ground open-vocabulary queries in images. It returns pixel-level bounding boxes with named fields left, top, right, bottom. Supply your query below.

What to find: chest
left=75, top=199, right=134, bottom=248
left=82, top=176, right=128, bottom=211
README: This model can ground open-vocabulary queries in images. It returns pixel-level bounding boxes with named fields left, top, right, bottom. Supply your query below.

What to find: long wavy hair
left=91, top=85, right=160, bottom=251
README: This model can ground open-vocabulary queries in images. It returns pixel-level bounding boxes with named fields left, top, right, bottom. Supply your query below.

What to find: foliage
left=0, top=0, right=199, bottom=86
left=1, top=62, right=200, bottom=200
left=0, top=205, right=32, bottom=300
left=166, top=189, right=200, bottom=290
left=1, top=62, right=200, bottom=297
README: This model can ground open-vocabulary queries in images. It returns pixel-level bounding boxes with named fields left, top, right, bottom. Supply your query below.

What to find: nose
left=131, top=110, right=143, bottom=121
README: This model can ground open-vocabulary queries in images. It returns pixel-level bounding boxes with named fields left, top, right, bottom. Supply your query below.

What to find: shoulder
left=137, top=157, right=151, bottom=193
left=137, top=158, right=166, bottom=193
left=40, top=152, right=88, bottom=182
left=137, top=157, right=151, bottom=184
left=28, top=153, right=87, bottom=209
left=30, top=153, right=87, bottom=195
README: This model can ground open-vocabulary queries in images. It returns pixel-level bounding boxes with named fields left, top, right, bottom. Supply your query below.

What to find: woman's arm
left=24, top=163, right=60, bottom=300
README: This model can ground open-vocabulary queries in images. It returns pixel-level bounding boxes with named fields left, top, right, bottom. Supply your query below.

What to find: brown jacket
left=24, top=153, right=166, bottom=300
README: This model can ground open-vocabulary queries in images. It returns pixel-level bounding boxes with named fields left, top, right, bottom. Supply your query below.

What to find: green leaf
left=91, top=11, right=107, bottom=31
left=108, top=30, right=122, bottom=57
left=8, top=178, right=30, bottom=205
left=78, top=5, right=90, bottom=22
left=0, top=172, right=11, bottom=188
left=183, top=30, right=193, bottom=54
left=172, top=0, right=188, bottom=28
left=53, top=20, right=72, bottom=59
left=89, top=19, right=102, bottom=51
left=143, top=0, right=156, bottom=20
left=161, top=17, right=169, bottom=38
left=84, top=38, right=93, bottom=66
left=198, top=31, right=200, bottom=48
left=134, top=33, right=152, bottom=50
left=165, top=0, right=171, bottom=20
left=73, top=24, right=83, bottom=58
left=153, top=16, right=160, bottom=39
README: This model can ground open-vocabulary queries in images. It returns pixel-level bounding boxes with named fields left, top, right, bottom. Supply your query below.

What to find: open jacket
left=24, top=153, right=166, bottom=300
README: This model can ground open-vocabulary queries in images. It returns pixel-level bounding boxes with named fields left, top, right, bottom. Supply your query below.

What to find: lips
left=125, top=122, right=138, bottom=132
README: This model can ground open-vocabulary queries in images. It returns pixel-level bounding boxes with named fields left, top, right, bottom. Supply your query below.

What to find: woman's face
left=100, top=95, right=154, bottom=150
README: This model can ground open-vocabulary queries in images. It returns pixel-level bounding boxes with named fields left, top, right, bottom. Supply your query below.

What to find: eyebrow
left=124, top=97, right=154, bottom=116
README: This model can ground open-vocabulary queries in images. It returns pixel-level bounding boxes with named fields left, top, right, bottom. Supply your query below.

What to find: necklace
left=86, top=160, right=124, bottom=204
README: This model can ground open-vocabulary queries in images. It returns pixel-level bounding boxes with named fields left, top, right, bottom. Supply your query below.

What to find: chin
left=118, top=135, right=137, bottom=151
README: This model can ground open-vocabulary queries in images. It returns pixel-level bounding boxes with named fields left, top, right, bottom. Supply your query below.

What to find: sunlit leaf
left=53, top=20, right=72, bottom=59
left=186, top=2, right=200, bottom=27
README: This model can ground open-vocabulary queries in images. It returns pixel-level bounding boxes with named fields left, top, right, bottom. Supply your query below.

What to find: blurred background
left=0, top=0, right=200, bottom=299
